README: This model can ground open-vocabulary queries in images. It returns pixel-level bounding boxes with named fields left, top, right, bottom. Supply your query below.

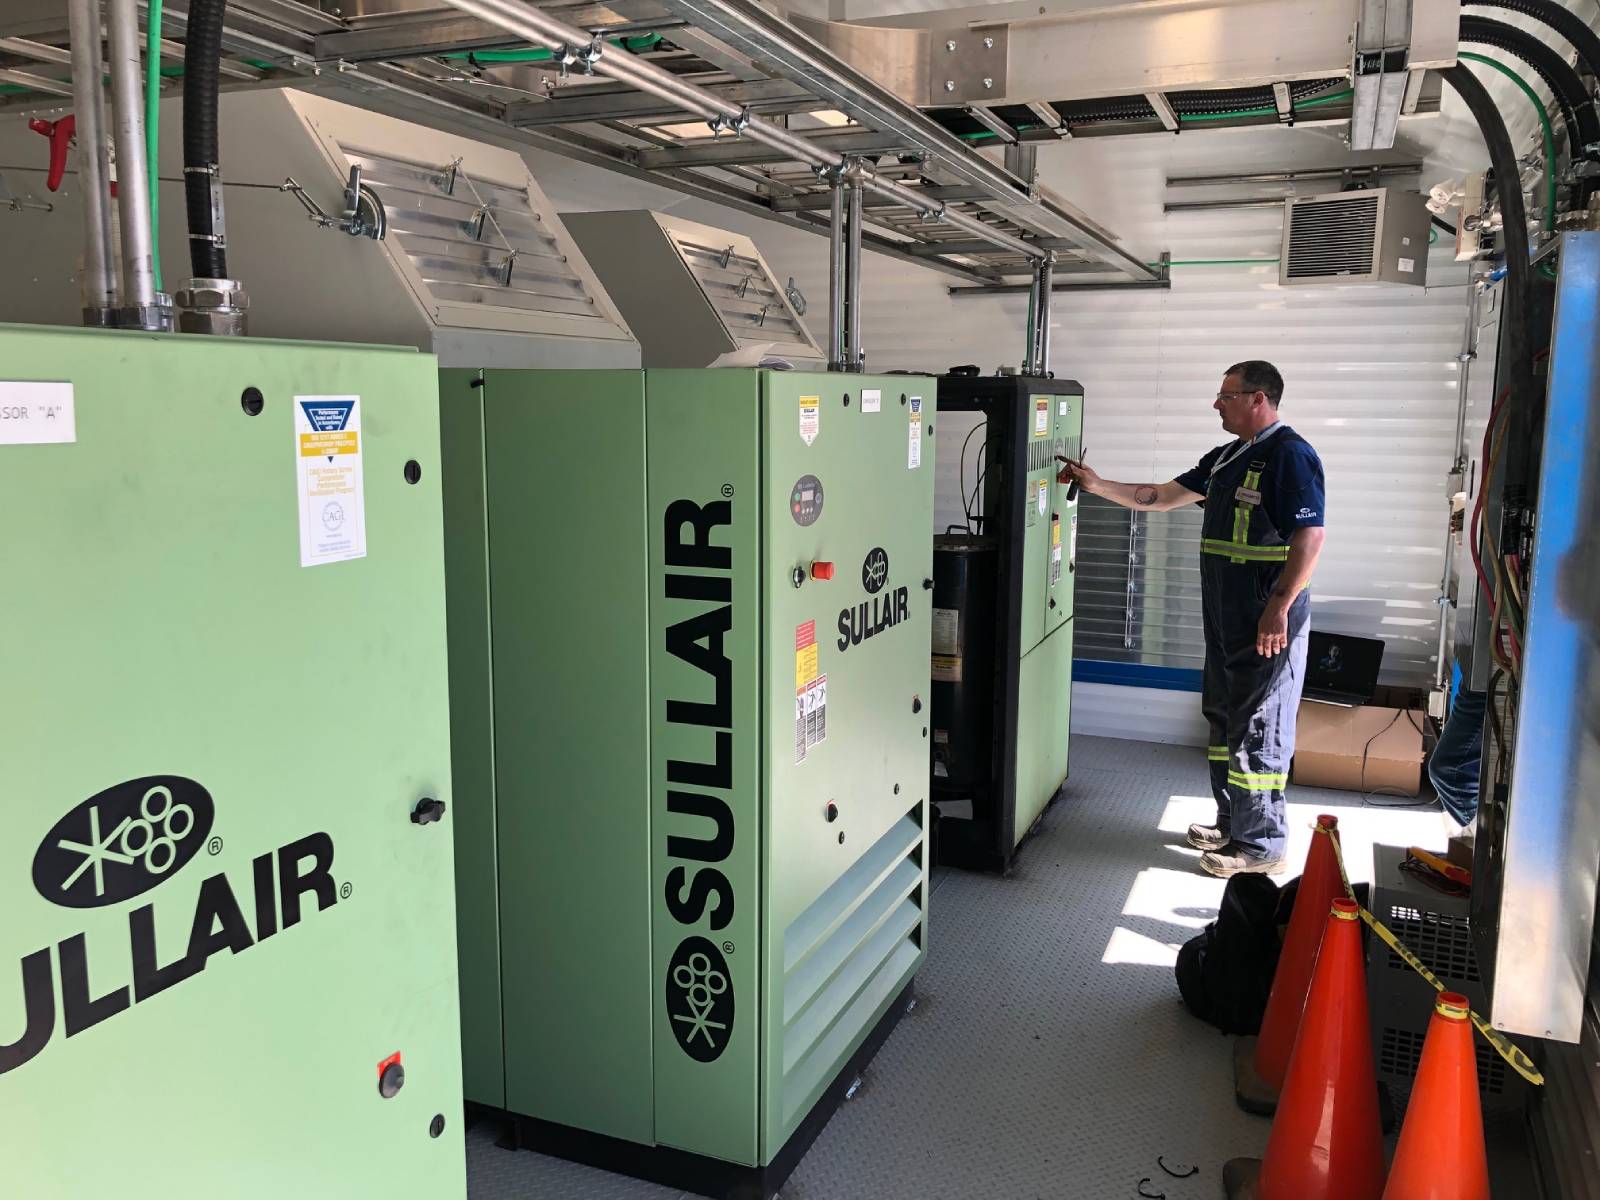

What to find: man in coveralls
left=1057, top=361, right=1326, bottom=877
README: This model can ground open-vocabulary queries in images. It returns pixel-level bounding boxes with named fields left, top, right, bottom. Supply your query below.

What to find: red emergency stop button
left=811, top=561, right=835, bottom=580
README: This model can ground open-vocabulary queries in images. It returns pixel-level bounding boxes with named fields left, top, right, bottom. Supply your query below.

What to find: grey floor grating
left=466, top=735, right=1459, bottom=1199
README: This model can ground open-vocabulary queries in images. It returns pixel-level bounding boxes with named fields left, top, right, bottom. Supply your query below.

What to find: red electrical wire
left=1470, top=386, right=1513, bottom=605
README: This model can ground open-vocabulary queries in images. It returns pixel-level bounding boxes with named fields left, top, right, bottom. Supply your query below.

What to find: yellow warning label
left=1052, top=520, right=1062, bottom=547
left=796, top=643, right=819, bottom=690
left=1034, top=397, right=1049, bottom=437
left=299, top=431, right=360, bottom=457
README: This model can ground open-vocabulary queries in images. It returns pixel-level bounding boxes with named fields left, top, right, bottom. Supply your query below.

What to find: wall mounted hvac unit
left=0, top=90, right=639, bottom=368
left=1279, top=188, right=1432, bottom=288
left=563, top=210, right=821, bottom=367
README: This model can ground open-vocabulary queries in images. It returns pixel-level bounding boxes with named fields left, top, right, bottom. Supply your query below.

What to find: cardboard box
left=1293, top=703, right=1425, bottom=796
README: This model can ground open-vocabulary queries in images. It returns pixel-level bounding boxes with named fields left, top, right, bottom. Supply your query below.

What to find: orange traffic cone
left=1382, top=993, right=1490, bottom=1200
left=1224, top=898, right=1386, bottom=1200
left=1236, top=813, right=1346, bottom=1115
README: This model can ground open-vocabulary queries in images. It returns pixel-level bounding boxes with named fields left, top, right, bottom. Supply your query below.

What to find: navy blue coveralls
left=1176, top=424, right=1326, bottom=860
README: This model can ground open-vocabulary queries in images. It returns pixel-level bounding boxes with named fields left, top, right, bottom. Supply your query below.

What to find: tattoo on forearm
left=1134, top=485, right=1158, bottom=506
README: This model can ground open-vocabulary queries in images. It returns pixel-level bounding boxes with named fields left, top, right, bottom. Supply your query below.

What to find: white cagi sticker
left=862, top=388, right=882, bottom=413
left=295, top=395, right=367, bottom=568
left=0, top=381, right=76, bottom=445
left=800, top=394, right=820, bottom=446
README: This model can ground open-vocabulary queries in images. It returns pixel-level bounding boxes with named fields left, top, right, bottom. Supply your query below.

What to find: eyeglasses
left=1215, top=390, right=1259, bottom=402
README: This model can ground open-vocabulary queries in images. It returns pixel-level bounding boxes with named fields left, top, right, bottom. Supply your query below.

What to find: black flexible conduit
left=1464, top=0, right=1600, bottom=96
left=182, top=0, right=228, bottom=279
left=1460, top=14, right=1600, bottom=158
left=1439, top=64, right=1533, bottom=405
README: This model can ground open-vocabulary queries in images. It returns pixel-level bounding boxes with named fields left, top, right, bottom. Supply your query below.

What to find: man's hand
left=1056, top=456, right=1103, bottom=494
left=1257, top=599, right=1290, bottom=658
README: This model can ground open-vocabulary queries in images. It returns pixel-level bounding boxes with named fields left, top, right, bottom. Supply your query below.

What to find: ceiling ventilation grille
left=1283, top=192, right=1381, bottom=280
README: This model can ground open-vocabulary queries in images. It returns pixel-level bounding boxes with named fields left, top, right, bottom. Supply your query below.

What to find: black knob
left=1049, top=598, right=1057, bottom=610
left=826, top=802, right=839, bottom=823
left=411, top=798, right=446, bottom=825
left=912, top=697, right=923, bottom=714
left=922, top=578, right=934, bottom=590
left=429, top=1114, right=447, bottom=1139
left=378, top=1061, right=406, bottom=1099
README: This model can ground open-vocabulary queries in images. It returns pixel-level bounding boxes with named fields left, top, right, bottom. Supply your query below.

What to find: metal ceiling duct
left=787, top=0, right=1460, bottom=150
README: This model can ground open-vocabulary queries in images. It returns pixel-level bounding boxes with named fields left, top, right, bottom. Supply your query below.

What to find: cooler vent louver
left=779, top=809, right=923, bottom=1126
left=1279, top=188, right=1431, bottom=288
left=562, top=210, right=823, bottom=367
left=339, top=146, right=603, bottom=321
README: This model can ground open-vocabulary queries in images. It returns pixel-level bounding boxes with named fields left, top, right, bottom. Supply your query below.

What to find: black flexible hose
left=1460, top=15, right=1600, bottom=159
left=183, top=0, right=228, bottom=278
left=1439, top=64, right=1533, bottom=405
left=1463, top=0, right=1600, bottom=97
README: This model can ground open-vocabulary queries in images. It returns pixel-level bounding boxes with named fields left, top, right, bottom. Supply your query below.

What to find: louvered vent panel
left=1284, top=194, right=1380, bottom=280
left=340, top=145, right=602, bottom=319
left=780, top=809, right=923, bottom=1123
left=672, top=236, right=809, bottom=345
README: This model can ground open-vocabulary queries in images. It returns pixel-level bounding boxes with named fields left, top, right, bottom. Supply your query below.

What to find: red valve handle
left=28, top=114, right=75, bottom=193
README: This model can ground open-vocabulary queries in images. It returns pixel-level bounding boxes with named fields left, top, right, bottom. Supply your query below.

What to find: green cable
left=956, top=86, right=1356, bottom=143
left=1458, top=51, right=1558, bottom=233
left=438, top=32, right=661, bottom=63
left=146, top=0, right=163, bottom=292
left=1147, top=258, right=1280, bottom=267
left=1178, top=87, right=1355, bottom=124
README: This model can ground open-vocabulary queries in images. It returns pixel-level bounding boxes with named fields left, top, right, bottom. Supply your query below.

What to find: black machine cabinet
left=931, top=372, right=1084, bottom=872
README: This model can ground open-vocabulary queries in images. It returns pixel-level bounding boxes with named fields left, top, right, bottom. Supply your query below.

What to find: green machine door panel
left=759, top=375, right=933, bottom=1159
left=0, top=325, right=464, bottom=1200
left=477, top=370, right=656, bottom=1144
left=645, top=369, right=765, bottom=1166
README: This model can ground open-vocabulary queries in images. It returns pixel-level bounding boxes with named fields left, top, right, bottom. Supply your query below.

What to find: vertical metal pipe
left=844, top=172, right=863, bottom=371
left=1436, top=274, right=1484, bottom=689
left=105, top=0, right=158, bottom=318
left=67, top=0, right=116, bottom=320
left=1036, top=255, right=1054, bottom=376
left=827, top=176, right=844, bottom=371
left=1023, top=264, right=1040, bottom=375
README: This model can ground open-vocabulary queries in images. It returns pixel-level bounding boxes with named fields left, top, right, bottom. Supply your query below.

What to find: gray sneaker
left=1187, top=823, right=1229, bottom=851
left=1199, top=844, right=1286, bottom=879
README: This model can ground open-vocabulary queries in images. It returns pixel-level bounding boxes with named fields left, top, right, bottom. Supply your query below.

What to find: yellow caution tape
left=1316, top=823, right=1544, bottom=1087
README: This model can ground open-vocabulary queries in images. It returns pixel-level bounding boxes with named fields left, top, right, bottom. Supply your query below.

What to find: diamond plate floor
left=467, top=735, right=1455, bottom=1200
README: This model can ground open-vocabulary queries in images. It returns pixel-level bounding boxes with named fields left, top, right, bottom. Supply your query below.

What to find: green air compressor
left=0, top=324, right=466, bottom=1200
left=930, top=372, right=1084, bottom=872
left=441, top=368, right=933, bottom=1198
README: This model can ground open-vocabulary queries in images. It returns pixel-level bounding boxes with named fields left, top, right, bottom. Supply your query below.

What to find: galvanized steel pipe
left=1035, top=254, right=1054, bottom=375
left=435, top=0, right=1043, bottom=260
left=827, top=177, right=844, bottom=369
left=105, top=0, right=158, bottom=315
left=66, top=0, right=117, bottom=318
left=845, top=173, right=863, bottom=371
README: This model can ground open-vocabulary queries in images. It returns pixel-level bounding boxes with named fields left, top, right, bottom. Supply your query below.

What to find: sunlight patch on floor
left=1103, top=925, right=1183, bottom=967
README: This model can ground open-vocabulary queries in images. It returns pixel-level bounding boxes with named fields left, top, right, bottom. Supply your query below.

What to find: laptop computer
left=1303, top=631, right=1384, bottom=707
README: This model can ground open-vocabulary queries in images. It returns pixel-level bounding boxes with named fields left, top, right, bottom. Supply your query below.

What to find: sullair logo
left=838, top=547, right=909, bottom=652
left=660, top=496, right=736, bottom=1063
left=32, top=776, right=215, bottom=909
left=665, top=937, right=735, bottom=1063
left=2, top=779, right=343, bottom=1078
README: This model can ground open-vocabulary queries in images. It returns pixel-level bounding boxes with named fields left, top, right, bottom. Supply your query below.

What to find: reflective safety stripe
left=1228, top=769, right=1288, bottom=790
left=1201, top=539, right=1291, bottom=561
left=1206, top=745, right=1229, bottom=762
left=1229, top=468, right=1260, bottom=562
left=1208, top=464, right=1291, bottom=563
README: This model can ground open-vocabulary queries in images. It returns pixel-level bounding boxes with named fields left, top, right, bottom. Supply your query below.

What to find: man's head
left=1214, top=360, right=1284, bottom=437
